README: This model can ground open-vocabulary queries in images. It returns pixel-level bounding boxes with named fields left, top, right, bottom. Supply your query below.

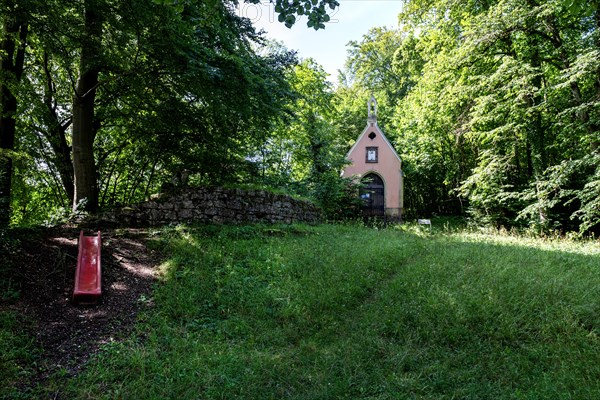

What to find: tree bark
left=72, top=1, right=102, bottom=212
left=0, top=13, right=27, bottom=226
left=42, top=52, right=75, bottom=202
left=50, top=120, right=75, bottom=202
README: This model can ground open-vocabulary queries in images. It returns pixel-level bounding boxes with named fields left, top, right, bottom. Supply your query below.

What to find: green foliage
left=154, top=0, right=340, bottom=30
left=253, top=58, right=363, bottom=220
left=341, top=27, right=419, bottom=134
left=269, top=0, right=339, bottom=29
left=452, top=0, right=600, bottom=233
left=9, top=151, right=70, bottom=226
left=41, top=223, right=600, bottom=398
left=5, top=0, right=598, bottom=233
left=334, top=0, right=600, bottom=232
left=6, top=0, right=320, bottom=223
left=309, top=169, right=364, bottom=220
left=517, top=154, right=600, bottom=235
left=338, top=24, right=472, bottom=218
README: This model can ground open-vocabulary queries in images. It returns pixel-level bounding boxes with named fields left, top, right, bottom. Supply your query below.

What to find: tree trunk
left=42, top=53, right=74, bottom=202
left=72, top=1, right=102, bottom=212
left=0, top=14, right=27, bottom=226
left=53, top=121, right=75, bottom=202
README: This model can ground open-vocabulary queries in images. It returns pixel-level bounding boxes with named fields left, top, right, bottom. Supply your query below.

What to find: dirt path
left=3, top=227, right=162, bottom=389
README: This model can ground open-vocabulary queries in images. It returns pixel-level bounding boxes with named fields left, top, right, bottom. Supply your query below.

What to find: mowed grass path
left=60, top=224, right=600, bottom=399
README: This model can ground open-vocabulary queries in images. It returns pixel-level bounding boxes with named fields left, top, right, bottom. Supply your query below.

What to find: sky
left=235, top=1, right=404, bottom=82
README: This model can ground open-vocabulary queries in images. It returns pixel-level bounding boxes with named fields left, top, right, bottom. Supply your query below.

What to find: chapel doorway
left=360, top=173, right=385, bottom=217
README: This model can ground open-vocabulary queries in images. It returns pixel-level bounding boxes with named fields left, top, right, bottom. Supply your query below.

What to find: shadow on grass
left=29, top=224, right=600, bottom=399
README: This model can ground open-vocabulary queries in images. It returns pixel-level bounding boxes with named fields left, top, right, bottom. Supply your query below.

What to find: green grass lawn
left=40, top=223, right=600, bottom=398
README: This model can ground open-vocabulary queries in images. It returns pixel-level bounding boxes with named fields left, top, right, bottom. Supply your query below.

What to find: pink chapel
left=342, top=95, right=404, bottom=220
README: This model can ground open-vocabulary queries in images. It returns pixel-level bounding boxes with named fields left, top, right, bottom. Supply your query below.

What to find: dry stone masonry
left=95, top=187, right=321, bottom=227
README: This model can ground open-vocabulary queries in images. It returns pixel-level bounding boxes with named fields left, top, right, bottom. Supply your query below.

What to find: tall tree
left=0, top=0, right=28, bottom=226
left=256, top=58, right=361, bottom=218
left=395, top=0, right=600, bottom=232
left=66, top=0, right=340, bottom=213
left=71, top=0, right=103, bottom=212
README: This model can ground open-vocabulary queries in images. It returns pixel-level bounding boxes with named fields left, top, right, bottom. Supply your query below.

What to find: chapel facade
left=342, top=96, right=404, bottom=220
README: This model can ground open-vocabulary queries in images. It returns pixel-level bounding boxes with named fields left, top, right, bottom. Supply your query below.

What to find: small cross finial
left=367, top=95, right=377, bottom=124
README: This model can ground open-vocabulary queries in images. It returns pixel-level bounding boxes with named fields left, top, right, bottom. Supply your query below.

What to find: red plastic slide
left=72, top=230, right=102, bottom=304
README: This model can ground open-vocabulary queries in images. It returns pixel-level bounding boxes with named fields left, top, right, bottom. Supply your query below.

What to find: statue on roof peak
left=367, top=95, right=377, bottom=124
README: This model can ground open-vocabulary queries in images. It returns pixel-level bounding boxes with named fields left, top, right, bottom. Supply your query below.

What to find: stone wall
left=93, top=187, right=322, bottom=227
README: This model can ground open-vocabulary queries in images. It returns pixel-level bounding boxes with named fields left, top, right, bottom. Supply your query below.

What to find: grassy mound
left=33, top=223, right=600, bottom=398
